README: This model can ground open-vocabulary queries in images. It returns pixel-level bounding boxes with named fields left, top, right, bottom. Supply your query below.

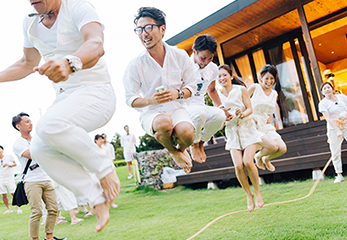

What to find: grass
left=1, top=166, right=347, bottom=240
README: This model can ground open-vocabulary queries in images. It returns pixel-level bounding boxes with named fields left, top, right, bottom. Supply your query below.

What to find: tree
left=137, top=133, right=164, bottom=152
left=110, top=133, right=124, bottom=161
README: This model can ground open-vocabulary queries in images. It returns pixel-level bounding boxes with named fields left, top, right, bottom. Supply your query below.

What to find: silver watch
left=177, top=89, right=184, bottom=99
left=65, top=55, right=82, bottom=74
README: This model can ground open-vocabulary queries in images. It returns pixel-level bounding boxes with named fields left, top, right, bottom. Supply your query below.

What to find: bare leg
left=230, top=150, right=254, bottom=212
left=256, top=137, right=278, bottom=169
left=70, top=209, right=84, bottom=225
left=2, top=194, right=10, bottom=211
left=99, top=167, right=120, bottom=203
left=153, top=115, right=193, bottom=173
left=94, top=202, right=110, bottom=232
left=243, top=144, right=264, bottom=208
left=199, top=141, right=207, bottom=162
left=127, top=162, right=132, bottom=175
left=263, top=138, right=287, bottom=171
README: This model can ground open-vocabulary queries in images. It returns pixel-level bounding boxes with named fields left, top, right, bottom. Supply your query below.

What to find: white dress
left=218, top=85, right=262, bottom=150
left=251, top=84, right=281, bottom=140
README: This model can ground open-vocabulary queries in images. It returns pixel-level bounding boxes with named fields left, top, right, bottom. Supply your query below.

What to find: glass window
left=310, top=16, right=347, bottom=95
left=234, top=55, right=254, bottom=87
left=269, top=41, right=309, bottom=127
left=252, top=49, right=266, bottom=75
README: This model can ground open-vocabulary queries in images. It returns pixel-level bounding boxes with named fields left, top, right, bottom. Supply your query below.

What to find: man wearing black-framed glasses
left=123, top=7, right=198, bottom=174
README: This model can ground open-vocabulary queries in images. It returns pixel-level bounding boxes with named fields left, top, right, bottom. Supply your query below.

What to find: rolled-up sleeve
left=123, top=60, right=142, bottom=108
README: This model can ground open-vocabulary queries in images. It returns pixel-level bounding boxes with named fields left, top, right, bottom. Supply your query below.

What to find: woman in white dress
left=248, top=64, right=287, bottom=172
left=319, top=81, right=347, bottom=183
left=218, top=64, right=264, bottom=211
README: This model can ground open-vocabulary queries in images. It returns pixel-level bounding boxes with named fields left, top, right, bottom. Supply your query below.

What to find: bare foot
left=190, top=143, right=204, bottom=163
left=71, top=218, right=84, bottom=225
left=254, top=152, right=265, bottom=170
left=199, top=141, right=206, bottom=163
left=100, top=169, right=121, bottom=202
left=247, top=193, right=255, bottom=212
left=263, top=157, right=275, bottom=172
left=171, top=150, right=192, bottom=173
left=84, top=212, right=94, bottom=218
left=255, top=192, right=264, bottom=208
left=94, top=202, right=110, bottom=232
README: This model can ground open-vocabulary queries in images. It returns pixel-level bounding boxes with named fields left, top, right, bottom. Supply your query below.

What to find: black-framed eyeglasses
left=134, top=24, right=162, bottom=35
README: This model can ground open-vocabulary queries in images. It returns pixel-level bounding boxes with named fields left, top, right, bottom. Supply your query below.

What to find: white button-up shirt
left=123, top=42, right=197, bottom=114
left=188, top=53, right=219, bottom=106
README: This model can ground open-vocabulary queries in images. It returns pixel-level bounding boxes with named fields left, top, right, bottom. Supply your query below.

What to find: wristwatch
left=65, top=55, right=83, bottom=74
left=177, top=89, right=184, bottom=99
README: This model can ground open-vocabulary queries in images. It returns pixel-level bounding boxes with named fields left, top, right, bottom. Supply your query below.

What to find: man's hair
left=0, top=145, right=3, bottom=150
left=124, top=125, right=129, bottom=129
left=134, top=7, right=166, bottom=26
left=94, top=134, right=104, bottom=142
left=192, top=34, right=217, bottom=54
left=12, top=112, right=30, bottom=131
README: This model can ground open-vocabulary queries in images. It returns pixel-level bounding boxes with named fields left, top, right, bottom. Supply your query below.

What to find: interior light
left=331, top=51, right=334, bottom=54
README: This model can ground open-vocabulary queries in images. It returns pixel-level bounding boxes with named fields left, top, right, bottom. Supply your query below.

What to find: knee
left=279, top=145, right=287, bottom=154
left=31, top=207, right=43, bottom=219
left=243, top=161, right=254, bottom=169
left=216, top=109, right=227, bottom=123
left=153, top=115, right=173, bottom=135
left=35, top=117, right=69, bottom=143
left=174, top=122, right=195, bottom=145
left=234, top=163, right=244, bottom=172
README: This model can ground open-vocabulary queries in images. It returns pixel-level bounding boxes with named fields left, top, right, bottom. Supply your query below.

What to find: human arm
left=321, top=110, right=342, bottom=137
left=236, top=86, right=253, bottom=118
left=0, top=47, right=41, bottom=83
left=247, top=84, right=256, bottom=98
left=131, top=88, right=191, bottom=108
left=274, top=103, right=283, bottom=129
left=3, top=156, right=17, bottom=167
left=35, top=22, right=105, bottom=83
left=207, top=81, right=232, bottom=121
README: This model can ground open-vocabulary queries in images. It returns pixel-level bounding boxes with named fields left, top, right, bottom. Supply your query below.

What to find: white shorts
left=258, top=124, right=281, bottom=140
left=140, top=108, right=193, bottom=136
left=124, top=151, right=135, bottom=162
left=225, top=119, right=262, bottom=150
left=0, top=178, right=16, bottom=194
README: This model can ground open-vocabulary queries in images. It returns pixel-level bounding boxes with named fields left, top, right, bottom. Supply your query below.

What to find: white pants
left=31, top=83, right=116, bottom=207
left=327, top=127, right=347, bottom=174
left=186, top=105, right=225, bottom=143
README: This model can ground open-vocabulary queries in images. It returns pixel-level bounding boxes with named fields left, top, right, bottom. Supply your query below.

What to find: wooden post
left=297, top=4, right=323, bottom=88
left=216, top=43, right=224, bottom=65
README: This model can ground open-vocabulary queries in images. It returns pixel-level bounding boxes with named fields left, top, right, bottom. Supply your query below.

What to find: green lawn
left=1, top=166, right=347, bottom=240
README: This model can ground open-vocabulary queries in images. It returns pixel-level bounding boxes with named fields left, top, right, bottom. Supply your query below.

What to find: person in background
left=319, top=81, right=347, bottom=183
left=121, top=125, right=137, bottom=179
left=12, top=112, right=65, bottom=240
left=0, top=145, right=22, bottom=214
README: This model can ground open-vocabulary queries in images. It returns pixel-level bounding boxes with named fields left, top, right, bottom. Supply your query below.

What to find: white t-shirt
left=23, top=0, right=102, bottom=48
left=101, top=143, right=115, bottom=161
left=12, top=137, right=51, bottom=182
left=319, top=94, right=347, bottom=129
left=188, top=54, right=219, bottom=106
left=121, top=134, right=136, bottom=153
left=0, top=155, right=15, bottom=180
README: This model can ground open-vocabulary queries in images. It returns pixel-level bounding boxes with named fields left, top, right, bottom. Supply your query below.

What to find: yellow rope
left=187, top=137, right=344, bottom=240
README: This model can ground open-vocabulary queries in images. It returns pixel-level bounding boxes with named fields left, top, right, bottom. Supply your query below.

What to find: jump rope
left=187, top=115, right=346, bottom=240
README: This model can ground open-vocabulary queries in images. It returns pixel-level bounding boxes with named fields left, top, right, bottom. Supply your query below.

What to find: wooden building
left=166, top=0, right=347, bottom=185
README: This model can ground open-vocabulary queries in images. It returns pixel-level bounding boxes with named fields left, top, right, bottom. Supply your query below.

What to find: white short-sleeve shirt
left=0, top=155, right=15, bottom=180
left=13, top=137, right=50, bottom=182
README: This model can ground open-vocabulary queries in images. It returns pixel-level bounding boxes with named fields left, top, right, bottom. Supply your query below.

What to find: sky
left=0, top=0, right=233, bottom=161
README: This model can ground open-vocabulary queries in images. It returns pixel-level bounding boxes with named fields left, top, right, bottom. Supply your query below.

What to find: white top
left=12, top=137, right=50, bottom=182
left=23, top=0, right=111, bottom=93
left=101, top=142, right=115, bottom=161
left=121, top=133, right=137, bottom=153
left=218, top=85, right=252, bottom=126
left=319, top=94, right=347, bottom=129
left=188, top=53, right=218, bottom=106
left=250, top=83, right=277, bottom=128
left=0, top=155, right=15, bottom=180
left=123, top=42, right=197, bottom=114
